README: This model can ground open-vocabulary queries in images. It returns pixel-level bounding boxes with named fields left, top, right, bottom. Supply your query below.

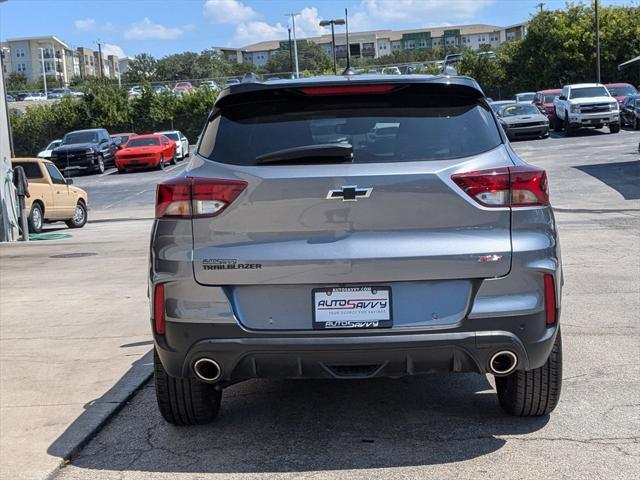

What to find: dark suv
left=151, top=75, right=563, bottom=425
left=51, top=128, right=118, bottom=175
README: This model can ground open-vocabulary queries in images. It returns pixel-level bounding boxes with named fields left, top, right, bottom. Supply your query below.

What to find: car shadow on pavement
left=575, top=160, right=640, bottom=200
left=54, top=370, right=550, bottom=474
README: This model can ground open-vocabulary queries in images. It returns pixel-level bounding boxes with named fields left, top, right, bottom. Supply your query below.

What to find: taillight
left=451, top=166, right=549, bottom=207
left=154, top=283, right=165, bottom=335
left=299, top=84, right=397, bottom=96
left=155, top=177, right=247, bottom=219
left=544, top=274, right=557, bottom=325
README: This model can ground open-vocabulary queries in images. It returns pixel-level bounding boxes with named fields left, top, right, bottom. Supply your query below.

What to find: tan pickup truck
left=11, top=158, right=88, bottom=233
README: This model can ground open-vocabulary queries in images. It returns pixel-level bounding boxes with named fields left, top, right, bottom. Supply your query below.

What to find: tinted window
left=45, top=163, right=67, bottom=184
left=516, top=93, right=535, bottom=102
left=63, top=131, right=98, bottom=144
left=163, top=133, right=179, bottom=141
left=607, top=86, right=636, bottom=97
left=500, top=104, right=540, bottom=116
left=199, top=94, right=501, bottom=165
left=570, top=87, right=609, bottom=99
left=12, top=162, right=43, bottom=179
left=544, top=94, right=559, bottom=103
left=127, top=137, right=160, bottom=147
left=47, top=140, right=62, bottom=150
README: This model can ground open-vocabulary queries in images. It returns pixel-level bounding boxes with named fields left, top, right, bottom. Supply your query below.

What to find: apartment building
left=0, top=36, right=74, bottom=85
left=232, top=22, right=527, bottom=66
left=0, top=36, right=120, bottom=86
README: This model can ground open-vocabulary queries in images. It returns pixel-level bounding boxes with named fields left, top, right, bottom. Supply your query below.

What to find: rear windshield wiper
left=256, top=143, right=353, bottom=165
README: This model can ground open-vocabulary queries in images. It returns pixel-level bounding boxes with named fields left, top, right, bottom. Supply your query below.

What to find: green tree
left=5, top=72, right=28, bottom=92
left=156, top=52, right=203, bottom=81
left=77, top=78, right=130, bottom=131
left=123, top=53, right=157, bottom=84
left=265, top=41, right=332, bottom=74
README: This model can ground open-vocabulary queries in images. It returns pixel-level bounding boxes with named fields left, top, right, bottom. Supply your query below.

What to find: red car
left=605, top=83, right=638, bottom=104
left=173, top=81, right=193, bottom=93
left=533, top=89, right=562, bottom=121
left=115, top=134, right=176, bottom=173
left=111, top=132, right=138, bottom=149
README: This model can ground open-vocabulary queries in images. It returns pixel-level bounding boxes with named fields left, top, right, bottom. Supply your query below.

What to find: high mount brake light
left=156, top=177, right=247, bottom=219
left=451, top=166, right=549, bottom=207
left=299, top=85, right=397, bottom=96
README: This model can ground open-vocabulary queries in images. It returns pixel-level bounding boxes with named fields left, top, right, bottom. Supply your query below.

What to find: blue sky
left=0, top=0, right=635, bottom=59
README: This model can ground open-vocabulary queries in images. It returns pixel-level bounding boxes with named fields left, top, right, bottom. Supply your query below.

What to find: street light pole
left=39, top=48, right=48, bottom=97
left=595, top=0, right=601, bottom=83
left=286, top=13, right=300, bottom=78
left=320, top=18, right=345, bottom=75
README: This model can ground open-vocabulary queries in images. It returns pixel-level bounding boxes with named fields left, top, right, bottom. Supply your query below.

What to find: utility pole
left=536, top=2, right=545, bottom=12
left=39, top=48, right=48, bottom=97
left=96, top=39, right=104, bottom=78
left=286, top=13, right=300, bottom=78
left=595, top=0, right=601, bottom=83
left=287, top=28, right=293, bottom=76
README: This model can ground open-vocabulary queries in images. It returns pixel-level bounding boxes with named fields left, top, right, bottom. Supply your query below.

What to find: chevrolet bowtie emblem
left=326, top=185, right=373, bottom=202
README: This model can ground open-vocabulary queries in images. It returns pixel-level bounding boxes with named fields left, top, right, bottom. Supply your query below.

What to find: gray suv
left=150, top=76, right=563, bottom=425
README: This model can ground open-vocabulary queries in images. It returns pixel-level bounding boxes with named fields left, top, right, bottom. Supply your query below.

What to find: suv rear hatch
left=184, top=80, right=515, bottom=329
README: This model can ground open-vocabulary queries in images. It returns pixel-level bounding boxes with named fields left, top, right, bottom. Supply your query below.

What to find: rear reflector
left=544, top=274, right=557, bottom=325
left=156, top=177, right=247, bottom=219
left=299, top=85, right=396, bottom=96
left=451, top=165, right=549, bottom=207
left=154, top=283, right=165, bottom=335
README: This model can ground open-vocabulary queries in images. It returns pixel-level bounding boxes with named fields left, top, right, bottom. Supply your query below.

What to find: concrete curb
left=44, top=350, right=154, bottom=480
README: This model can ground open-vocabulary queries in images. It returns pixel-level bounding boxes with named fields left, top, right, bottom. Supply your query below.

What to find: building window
left=507, top=32, right=516, bottom=41
left=417, top=38, right=427, bottom=48
left=404, top=40, right=415, bottom=49
left=15, top=48, right=25, bottom=58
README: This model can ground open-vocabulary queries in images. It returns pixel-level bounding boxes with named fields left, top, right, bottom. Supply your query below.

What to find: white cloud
left=295, top=7, right=329, bottom=37
left=233, top=21, right=287, bottom=44
left=357, top=0, right=494, bottom=24
left=232, top=7, right=329, bottom=46
left=204, top=0, right=257, bottom=24
left=124, top=18, right=183, bottom=41
left=74, top=18, right=96, bottom=31
left=101, top=43, right=127, bottom=59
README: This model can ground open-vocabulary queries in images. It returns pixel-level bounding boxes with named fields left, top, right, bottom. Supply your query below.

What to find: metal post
left=288, top=28, right=293, bottom=76
left=40, top=48, right=48, bottom=98
left=289, top=13, right=300, bottom=79
left=595, top=0, right=601, bottom=83
left=330, top=23, right=337, bottom=75
left=345, top=8, right=350, bottom=69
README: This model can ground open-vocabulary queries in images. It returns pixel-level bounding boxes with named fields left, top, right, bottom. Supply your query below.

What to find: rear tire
left=154, top=348, right=222, bottom=426
left=635, top=118, right=640, bottom=130
left=496, top=329, right=562, bottom=416
left=171, top=151, right=177, bottom=165
left=553, top=111, right=563, bottom=132
left=609, top=122, right=620, bottom=134
left=156, top=155, right=165, bottom=171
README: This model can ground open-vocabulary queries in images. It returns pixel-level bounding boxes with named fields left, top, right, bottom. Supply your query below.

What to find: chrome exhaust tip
left=193, top=358, right=222, bottom=383
left=489, top=351, right=518, bottom=376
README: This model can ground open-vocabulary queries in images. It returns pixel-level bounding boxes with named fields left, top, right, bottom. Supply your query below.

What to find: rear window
left=544, top=94, right=559, bottom=103
left=127, top=137, right=160, bottom=147
left=199, top=93, right=501, bottom=165
left=12, top=162, right=42, bottom=179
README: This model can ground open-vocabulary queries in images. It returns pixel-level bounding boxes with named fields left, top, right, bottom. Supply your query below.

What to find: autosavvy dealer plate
left=312, top=287, right=392, bottom=329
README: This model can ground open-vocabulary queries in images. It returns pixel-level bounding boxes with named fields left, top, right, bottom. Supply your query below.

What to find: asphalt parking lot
left=2, top=130, right=638, bottom=479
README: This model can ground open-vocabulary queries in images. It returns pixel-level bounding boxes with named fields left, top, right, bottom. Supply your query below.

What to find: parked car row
left=37, top=128, right=190, bottom=175
left=6, top=88, right=84, bottom=102
left=490, top=82, right=638, bottom=140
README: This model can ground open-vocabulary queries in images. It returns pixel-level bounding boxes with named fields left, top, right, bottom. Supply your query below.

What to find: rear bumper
left=116, top=156, right=160, bottom=169
left=154, top=317, right=559, bottom=383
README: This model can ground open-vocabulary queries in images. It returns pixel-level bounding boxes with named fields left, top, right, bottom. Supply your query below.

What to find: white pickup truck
left=553, top=83, right=620, bottom=135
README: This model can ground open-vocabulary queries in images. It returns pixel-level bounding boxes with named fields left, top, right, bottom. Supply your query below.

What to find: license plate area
left=312, top=287, right=392, bottom=330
